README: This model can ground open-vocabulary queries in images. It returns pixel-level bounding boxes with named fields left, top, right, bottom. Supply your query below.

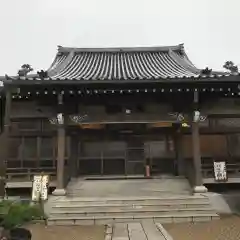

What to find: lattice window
left=7, top=136, right=56, bottom=169
left=40, top=138, right=54, bottom=158
left=8, top=138, right=22, bottom=159
left=22, top=137, right=37, bottom=158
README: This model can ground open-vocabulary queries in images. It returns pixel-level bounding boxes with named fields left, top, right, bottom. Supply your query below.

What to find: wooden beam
left=147, top=122, right=172, bottom=128
left=80, top=123, right=105, bottom=129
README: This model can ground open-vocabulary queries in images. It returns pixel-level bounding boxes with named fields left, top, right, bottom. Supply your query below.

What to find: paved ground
left=26, top=221, right=170, bottom=240
left=67, top=177, right=191, bottom=197
left=164, top=215, right=240, bottom=240
left=105, top=220, right=170, bottom=240
left=200, top=191, right=240, bottom=216
left=26, top=223, right=105, bottom=240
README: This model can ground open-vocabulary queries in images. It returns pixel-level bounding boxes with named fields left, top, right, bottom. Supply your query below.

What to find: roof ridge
left=57, top=44, right=184, bottom=53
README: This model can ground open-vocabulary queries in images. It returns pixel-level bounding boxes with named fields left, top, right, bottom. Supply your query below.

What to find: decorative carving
left=193, top=111, right=207, bottom=122
left=49, top=117, right=58, bottom=125
left=57, top=113, right=64, bottom=125
left=49, top=113, right=64, bottom=125
left=200, top=67, right=212, bottom=76
left=37, top=70, right=48, bottom=79
left=168, top=112, right=185, bottom=122
left=69, top=114, right=88, bottom=124
left=18, top=64, right=33, bottom=77
left=223, top=61, right=239, bottom=74
left=169, top=111, right=207, bottom=124
left=199, top=115, right=207, bottom=122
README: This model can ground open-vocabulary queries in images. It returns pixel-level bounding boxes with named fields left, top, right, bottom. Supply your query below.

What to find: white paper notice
left=214, top=161, right=227, bottom=181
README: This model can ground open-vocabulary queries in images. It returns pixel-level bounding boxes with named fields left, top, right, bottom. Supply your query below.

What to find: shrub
left=0, top=201, right=45, bottom=230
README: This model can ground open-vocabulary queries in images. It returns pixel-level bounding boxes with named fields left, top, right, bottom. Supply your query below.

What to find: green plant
left=0, top=201, right=45, bottom=230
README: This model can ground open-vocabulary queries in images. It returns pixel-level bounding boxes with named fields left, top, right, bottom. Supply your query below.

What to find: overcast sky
left=0, top=0, right=239, bottom=75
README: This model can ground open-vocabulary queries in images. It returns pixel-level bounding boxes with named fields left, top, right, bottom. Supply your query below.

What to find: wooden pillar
left=0, top=89, right=12, bottom=198
left=192, top=121, right=202, bottom=185
left=52, top=94, right=66, bottom=196
left=70, top=135, right=78, bottom=178
left=192, top=91, right=207, bottom=193
left=176, top=131, right=185, bottom=176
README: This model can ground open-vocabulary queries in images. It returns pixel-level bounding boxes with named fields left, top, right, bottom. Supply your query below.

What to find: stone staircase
left=46, top=178, right=219, bottom=225
left=46, top=195, right=219, bottom=225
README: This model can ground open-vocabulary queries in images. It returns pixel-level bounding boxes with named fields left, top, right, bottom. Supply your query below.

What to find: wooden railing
left=6, top=167, right=56, bottom=181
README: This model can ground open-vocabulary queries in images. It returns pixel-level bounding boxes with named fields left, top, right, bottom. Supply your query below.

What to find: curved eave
left=3, top=74, right=240, bottom=86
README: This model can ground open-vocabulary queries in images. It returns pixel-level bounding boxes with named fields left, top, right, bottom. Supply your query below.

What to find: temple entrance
left=77, top=141, right=126, bottom=175
left=145, top=139, right=176, bottom=175
left=76, top=129, right=176, bottom=177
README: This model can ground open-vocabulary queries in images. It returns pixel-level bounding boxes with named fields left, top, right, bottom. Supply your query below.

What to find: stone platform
left=46, top=177, right=219, bottom=225
left=67, top=176, right=192, bottom=197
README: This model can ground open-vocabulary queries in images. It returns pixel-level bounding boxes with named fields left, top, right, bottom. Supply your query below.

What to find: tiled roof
left=3, top=44, right=237, bottom=84
left=46, top=44, right=201, bottom=80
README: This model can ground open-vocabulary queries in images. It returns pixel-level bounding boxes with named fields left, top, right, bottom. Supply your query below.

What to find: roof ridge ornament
left=200, top=67, right=212, bottom=76
left=223, top=61, right=239, bottom=75
left=37, top=70, right=48, bottom=79
left=57, top=45, right=63, bottom=51
left=17, top=64, right=33, bottom=77
left=178, top=43, right=185, bottom=55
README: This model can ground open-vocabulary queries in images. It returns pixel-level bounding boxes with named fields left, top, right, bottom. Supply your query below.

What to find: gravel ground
left=25, top=224, right=105, bottom=240
left=164, top=215, right=240, bottom=240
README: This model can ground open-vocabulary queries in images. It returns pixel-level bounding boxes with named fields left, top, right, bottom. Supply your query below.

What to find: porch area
left=66, top=177, right=192, bottom=197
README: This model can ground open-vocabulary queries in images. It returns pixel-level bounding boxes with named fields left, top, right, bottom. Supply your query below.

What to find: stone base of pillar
left=52, top=188, right=66, bottom=196
left=193, top=185, right=208, bottom=194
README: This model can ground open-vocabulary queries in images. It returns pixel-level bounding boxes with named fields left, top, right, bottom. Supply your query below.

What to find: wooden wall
left=11, top=100, right=56, bottom=118
left=202, top=98, right=240, bottom=115
left=182, top=133, right=240, bottom=160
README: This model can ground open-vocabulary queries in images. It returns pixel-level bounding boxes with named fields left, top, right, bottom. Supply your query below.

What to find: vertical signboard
left=31, top=175, right=49, bottom=201
left=214, top=161, right=227, bottom=182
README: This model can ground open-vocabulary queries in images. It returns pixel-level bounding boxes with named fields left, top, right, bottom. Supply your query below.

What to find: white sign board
left=32, top=175, right=49, bottom=201
left=214, top=161, right=227, bottom=181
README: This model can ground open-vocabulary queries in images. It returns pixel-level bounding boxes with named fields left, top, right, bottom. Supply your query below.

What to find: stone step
left=52, top=202, right=210, bottom=209
left=52, top=196, right=210, bottom=205
left=67, top=193, right=191, bottom=198
left=50, top=207, right=216, bottom=217
left=47, top=213, right=220, bottom=225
